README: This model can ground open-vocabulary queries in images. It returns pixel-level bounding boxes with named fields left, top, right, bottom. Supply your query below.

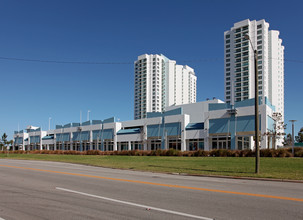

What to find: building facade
left=134, top=54, right=196, bottom=120
left=224, top=19, right=284, bottom=146
left=224, top=19, right=284, bottom=113
left=13, top=98, right=279, bottom=152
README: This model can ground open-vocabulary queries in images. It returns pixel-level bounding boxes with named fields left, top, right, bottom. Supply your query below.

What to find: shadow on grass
left=147, top=165, right=254, bottom=174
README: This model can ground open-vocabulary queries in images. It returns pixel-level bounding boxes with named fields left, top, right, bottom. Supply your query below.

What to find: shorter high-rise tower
left=134, top=54, right=196, bottom=120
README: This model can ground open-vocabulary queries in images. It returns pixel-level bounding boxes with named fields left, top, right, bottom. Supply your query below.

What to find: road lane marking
left=56, top=187, right=213, bottom=220
left=1, top=164, right=303, bottom=203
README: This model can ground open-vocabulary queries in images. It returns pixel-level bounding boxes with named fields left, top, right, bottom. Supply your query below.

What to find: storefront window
left=188, top=139, right=204, bottom=151
left=211, top=137, right=231, bottom=150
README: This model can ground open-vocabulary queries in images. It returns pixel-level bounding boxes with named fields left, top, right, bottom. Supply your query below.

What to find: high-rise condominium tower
left=134, top=54, right=197, bottom=120
left=224, top=19, right=284, bottom=121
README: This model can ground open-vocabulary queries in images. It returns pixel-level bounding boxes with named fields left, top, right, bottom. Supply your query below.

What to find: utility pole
left=289, top=120, right=296, bottom=156
left=245, top=34, right=260, bottom=174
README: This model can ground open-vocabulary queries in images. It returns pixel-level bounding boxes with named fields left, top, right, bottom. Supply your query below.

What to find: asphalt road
left=0, top=159, right=302, bottom=220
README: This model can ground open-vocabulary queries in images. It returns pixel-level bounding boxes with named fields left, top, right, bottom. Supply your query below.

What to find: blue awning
left=72, top=131, right=90, bottom=141
left=42, top=136, right=54, bottom=140
left=185, top=123, right=204, bottom=130
left=117, top=128, right=141, bottom=135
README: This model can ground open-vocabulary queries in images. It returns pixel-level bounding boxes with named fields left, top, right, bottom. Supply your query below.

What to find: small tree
left=264, top=112, right=285, bottom=149
left=8, top=140, right=13, bottom=151
left=284, top=133, right=292, bottom=146
left=1, top=133, right=8, bottom=151
left=295, top=127, right=303, bottom=143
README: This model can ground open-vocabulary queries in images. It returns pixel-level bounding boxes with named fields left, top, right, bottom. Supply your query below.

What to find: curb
left=174, top=172, right=303, bottom=183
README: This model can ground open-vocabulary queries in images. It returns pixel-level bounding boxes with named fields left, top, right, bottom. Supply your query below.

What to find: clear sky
left=1, top=0, right=303, bottom=139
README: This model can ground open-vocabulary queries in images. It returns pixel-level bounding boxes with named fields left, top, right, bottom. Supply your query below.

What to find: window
left=257, top=45, right=262, bottom=50
left=226, top=49, right=230, bottom=53
left=257, top=35, right=262, bottom=40
left=226, top=82, right=230, bottom=85
left=257, top=24, right=262, bottom=29
left=226, top=39, right=230, bottom=43
left=226, top=96, right=230, bottom=99
left=226, top=34, right=230, bottom=39
left=257, top=30, right=262, bottom=34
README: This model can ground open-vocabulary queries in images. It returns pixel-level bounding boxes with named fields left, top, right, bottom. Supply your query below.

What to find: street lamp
left=49, top=117, right=52, bottom=130
left=244, top=34, right=260, bottom=174
left=87, top=110, right=91, bottom=121
left=289, top=120, right=296, bottom=156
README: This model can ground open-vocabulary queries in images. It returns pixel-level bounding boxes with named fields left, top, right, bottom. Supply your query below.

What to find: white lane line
left=56, top=187, right=213, bottom=220
left=0, top=217, right=6, bottom=220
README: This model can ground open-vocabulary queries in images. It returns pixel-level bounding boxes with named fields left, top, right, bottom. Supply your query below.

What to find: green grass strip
left=1, top=154, right=302, bottom=180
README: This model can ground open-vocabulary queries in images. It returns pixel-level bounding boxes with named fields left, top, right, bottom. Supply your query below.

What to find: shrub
left=165, top=148, right=182, bottom=156
left=294, top=149, right=303, bottom=157
left=239, top=149, right=253, bottom=157
left=6, top=147, right=302, bottom=157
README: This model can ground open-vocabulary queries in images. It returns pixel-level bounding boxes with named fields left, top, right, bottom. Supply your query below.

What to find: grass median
left=1, top=153, right=302, bottom=180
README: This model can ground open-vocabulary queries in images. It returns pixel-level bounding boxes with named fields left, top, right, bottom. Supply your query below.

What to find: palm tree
left=1, top=133, right=8, bottom=151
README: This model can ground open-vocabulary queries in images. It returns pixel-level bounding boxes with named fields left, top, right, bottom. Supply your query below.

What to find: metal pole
left=49, top=117, right=51, bottom=130
left=289, top=120, right=296, bottom=157
left=87, top=110, right=90, bottom=121
left=254, top=49, right=260, bottom=174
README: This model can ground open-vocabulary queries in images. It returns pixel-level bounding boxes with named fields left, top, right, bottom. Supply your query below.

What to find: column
left=89, top=130, right=93, bottom=150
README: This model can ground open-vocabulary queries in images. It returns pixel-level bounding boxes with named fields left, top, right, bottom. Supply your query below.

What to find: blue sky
left=1, top=0, right=303, bottom=139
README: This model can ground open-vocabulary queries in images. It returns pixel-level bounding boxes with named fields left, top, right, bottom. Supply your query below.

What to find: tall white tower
left=224, top=19, right=284, bottom=117
left=134, top=54, right=196, bottom=120
left=224, top=19, right=284, bottom=147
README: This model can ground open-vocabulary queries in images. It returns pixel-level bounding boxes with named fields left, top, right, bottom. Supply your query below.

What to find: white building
left=224, top=19, right=284, bottom=146
left=13, top=98, right=280, bottom=152
left=134, top=54, right=196, bottom=120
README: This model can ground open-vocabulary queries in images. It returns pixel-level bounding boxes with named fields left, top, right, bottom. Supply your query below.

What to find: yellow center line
left=1, top=164, right=302, bottom=202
